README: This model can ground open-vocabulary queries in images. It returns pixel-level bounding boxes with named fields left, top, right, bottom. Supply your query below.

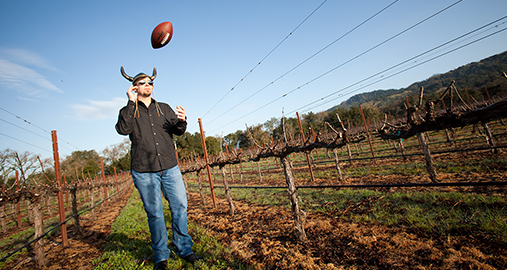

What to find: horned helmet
left=120, top=66, right=157, bottom=85
left=120, top=66, right=163, bottom=117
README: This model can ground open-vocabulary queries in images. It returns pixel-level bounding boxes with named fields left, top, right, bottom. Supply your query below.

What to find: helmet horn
left=151, top=67, right=157, bottom=81
left=120, top=66, right=134, bottom=82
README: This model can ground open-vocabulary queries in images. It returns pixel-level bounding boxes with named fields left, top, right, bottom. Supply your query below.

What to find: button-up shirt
left=115, top=99, right=187, bottom=172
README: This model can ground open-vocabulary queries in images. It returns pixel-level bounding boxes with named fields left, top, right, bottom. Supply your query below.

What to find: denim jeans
left=131, top=166, right=194, bottom=263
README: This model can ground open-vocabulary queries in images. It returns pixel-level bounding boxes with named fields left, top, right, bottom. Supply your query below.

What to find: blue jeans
left=131, top=166, right=194, bottom=263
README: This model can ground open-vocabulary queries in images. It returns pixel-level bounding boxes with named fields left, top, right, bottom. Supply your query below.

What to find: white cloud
left=0, top=58, right=63, bottom=98
left=71, top=97, right=126, bottom=121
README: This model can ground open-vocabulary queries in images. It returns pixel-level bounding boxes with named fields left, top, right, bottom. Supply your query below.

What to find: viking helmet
left=120, top=66, right=157, bottom=85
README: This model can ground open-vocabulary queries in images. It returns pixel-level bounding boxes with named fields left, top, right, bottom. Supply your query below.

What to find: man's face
left=134, top=76, right=154, bottom=97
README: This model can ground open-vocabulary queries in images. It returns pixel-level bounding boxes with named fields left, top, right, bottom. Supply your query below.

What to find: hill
left=328, top=51, right=507, bottom=116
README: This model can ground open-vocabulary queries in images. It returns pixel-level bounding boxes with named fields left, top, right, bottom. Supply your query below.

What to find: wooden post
left=51, top=130, right=68, bottom=246
left=418, top=132, right=437, bottom=182
left=399, top=138, right=407, bottom=160
left=296, top=112, right=316, bottom=182
left=219, top=163, right=235, bottom=216
left=32, top=195, right=46, bottom=267
left=481, top=123, right=498, bottom=154
left=332, top=148, right=344, bottom=181
left=280, top=154, right=307, bottom=241
left=198, top=118, right=217, bottom=208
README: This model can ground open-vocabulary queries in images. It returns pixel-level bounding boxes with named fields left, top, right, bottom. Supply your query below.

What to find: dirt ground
left=3, top=153, right=507, bottom=269
left=2, top=184, right=133, bottom=270
left=187, top=188, right=506, bottom=270
left=185, top=153, right=507, bottom=269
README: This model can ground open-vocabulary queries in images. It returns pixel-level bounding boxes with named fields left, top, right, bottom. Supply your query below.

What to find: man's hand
left=176, top=106, right=186, bottom=121
left=127, top=85, right=138, bottom=101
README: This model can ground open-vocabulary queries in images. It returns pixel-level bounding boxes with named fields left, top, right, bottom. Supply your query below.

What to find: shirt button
left=154, top=133, right=156, bottom=135
left=156, top=143, right=159, bottom=145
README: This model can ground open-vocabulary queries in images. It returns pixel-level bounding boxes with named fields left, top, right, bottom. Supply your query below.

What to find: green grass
left=92, top=190, right=251, bottom=270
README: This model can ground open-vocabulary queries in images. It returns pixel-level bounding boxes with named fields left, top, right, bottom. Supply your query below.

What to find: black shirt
left=115, top=99, right=187, bottom=172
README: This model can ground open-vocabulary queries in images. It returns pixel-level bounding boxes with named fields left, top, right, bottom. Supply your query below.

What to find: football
left=151, top=21, right=173, bottom=49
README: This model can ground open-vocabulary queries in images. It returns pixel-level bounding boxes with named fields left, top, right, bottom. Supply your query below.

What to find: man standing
left=115, top=66, right=201, bottom=269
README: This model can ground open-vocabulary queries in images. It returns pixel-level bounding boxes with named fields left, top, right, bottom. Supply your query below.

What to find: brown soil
left=186, top=152, right=507, bottom=269
left=2, top=184, right=133, bottom=270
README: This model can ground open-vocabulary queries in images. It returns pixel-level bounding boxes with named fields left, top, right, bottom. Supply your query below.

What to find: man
left=115, top=66, right=201, bottom=269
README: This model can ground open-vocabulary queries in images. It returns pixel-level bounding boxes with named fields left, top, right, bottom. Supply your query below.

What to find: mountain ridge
left=327, top=51, right=507, bottom=115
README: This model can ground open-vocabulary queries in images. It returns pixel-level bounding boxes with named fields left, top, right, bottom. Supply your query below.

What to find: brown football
left=151, top=21, right=173, bottom=49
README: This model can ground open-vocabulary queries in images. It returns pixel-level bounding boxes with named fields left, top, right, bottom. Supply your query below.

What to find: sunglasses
left=137, top=80, right=154, bottom=86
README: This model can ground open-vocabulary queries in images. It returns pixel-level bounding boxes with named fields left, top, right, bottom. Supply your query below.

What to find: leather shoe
left=181, top=253, right=202, bottom=263
left=154, top=260, right=167, bottom=270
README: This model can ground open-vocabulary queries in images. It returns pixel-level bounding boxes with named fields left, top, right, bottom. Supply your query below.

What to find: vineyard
left=176, top=88, right=507, bottom=269
left=1, top=84, right=507, bottom=269
left=0, top=133, right=132, bottom=269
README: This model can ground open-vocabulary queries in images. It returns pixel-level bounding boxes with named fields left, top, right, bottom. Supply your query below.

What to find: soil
left=2, top=185, right=133, bottom=270
left=2, top=152, right=507, bottom=269
left=185, top=153, right=507, bottom=270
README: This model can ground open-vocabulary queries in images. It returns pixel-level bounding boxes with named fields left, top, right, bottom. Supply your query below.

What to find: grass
left=92, top=190, right=251, bottom=270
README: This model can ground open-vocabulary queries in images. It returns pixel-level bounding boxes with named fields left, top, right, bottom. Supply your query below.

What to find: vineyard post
left=100, top=159, right=108, bottom=208
left=280, top=154, right=307, bottom=241
left=332, top=148, right=344, bottom=181
left=296, top=112, right=316, bottom=182
left=198, top=118, right=217, bottom=208
left=481, top=123, right=497, bottom=154
left=32, top=193, right=46, bottom=267
left=399, top=138, right=407, bottom=160
left=15, top=171, right=21, bottom=228
left=359, top=105, right=376, bottom=162
left=257, top=160, right=262, bottom=182
left=418, top=132, right=438, bottom=182
left=52, top=130, right=68, bottom=246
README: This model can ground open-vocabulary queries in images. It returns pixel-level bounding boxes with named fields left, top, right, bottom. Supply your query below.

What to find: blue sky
left=1, top=0, right=506, bottom=160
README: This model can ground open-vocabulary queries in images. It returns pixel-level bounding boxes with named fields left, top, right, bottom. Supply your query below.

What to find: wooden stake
left=280, top=155, right=307, bottom=241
